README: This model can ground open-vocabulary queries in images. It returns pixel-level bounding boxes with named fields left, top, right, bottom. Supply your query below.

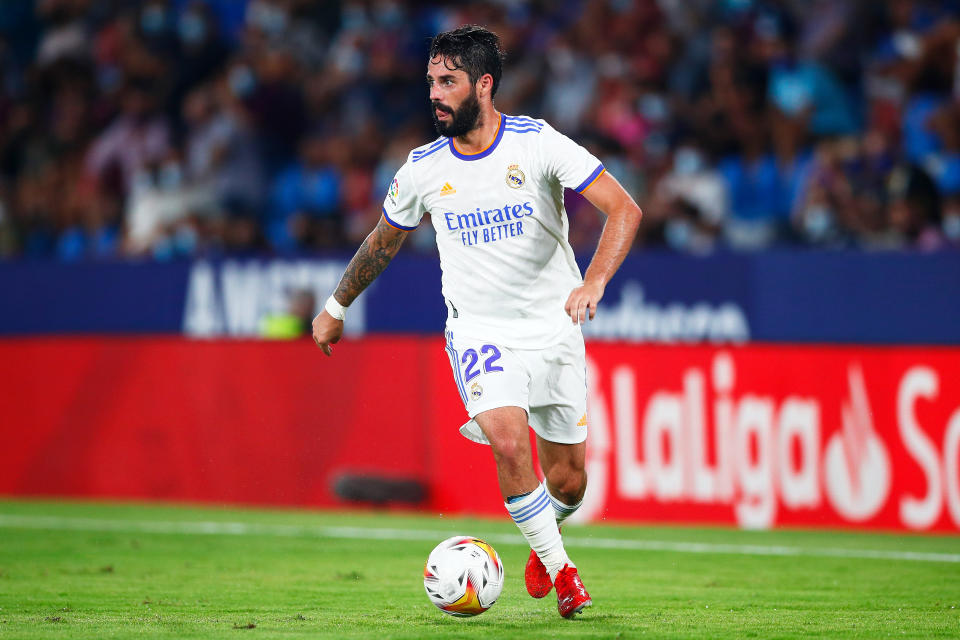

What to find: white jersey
left=382, top=114, right=605, bottom=348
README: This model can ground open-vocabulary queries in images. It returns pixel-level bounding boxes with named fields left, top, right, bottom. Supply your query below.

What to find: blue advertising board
left=1, top=251, right=958, bottom=344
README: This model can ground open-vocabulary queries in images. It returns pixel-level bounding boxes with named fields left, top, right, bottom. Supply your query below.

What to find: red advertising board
left=1, top=338, right=959, bottom=533
left=0, top=337, right=431, bottom=507
left=580, top=344, right=960, bottom=533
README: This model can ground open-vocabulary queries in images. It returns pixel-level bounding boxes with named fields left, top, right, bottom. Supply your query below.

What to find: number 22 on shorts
left=461, top=344, right=504, bottom=382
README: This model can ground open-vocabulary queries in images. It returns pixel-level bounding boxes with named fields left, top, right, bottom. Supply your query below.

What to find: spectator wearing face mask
left=654, top=142, right=729, bottom=253
left=170, top=1, right=228, bottom=116
left=759, top=11, right=858, bottom=139
left=84, top=79, right=171, bottom=198
left=719, top=114, right=788, bottom=250
left=267, top=127, right=344, bottom=252
left=124, top=146, right=218, bottom=258
left=136, top=0, right=178, bottom=58
left=183, top=80, right=265, bottom=219
left=941, top=196, right=960, bottom=246
left=886, top=163, right=946, bottom=251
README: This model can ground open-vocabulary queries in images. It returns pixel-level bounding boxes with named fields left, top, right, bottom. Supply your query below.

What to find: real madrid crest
left=470, top=382, right=483, bottom=400
left=505, top=164, right=525, bottom=189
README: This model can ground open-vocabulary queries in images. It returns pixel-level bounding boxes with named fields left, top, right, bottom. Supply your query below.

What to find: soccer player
left=312, top=25, right=642, bottom=618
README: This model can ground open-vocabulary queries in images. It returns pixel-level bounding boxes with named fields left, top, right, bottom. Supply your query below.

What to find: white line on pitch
left=0, top=514, right=958, bottom=564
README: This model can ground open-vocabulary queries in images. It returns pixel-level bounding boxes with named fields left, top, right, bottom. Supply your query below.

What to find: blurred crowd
left=1, top=0, right=960, bottom=261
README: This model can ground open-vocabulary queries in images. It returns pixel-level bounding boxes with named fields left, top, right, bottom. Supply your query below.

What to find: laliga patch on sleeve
left=387, top=177, right=400, bottom=207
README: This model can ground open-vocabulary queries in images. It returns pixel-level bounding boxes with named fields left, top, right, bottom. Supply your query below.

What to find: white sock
left=544, top=481, right=583, bottom=525
left=505, top=484, right=574, bottom=581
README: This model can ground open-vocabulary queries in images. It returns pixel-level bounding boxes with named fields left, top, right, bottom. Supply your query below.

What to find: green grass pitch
left=1, top=500, right=959, bottom=639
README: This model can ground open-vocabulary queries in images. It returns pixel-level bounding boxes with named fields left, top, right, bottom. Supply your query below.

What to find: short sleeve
left=381, top=160, right=426, bottom=231
left=538, top=123, right=605, bottom=194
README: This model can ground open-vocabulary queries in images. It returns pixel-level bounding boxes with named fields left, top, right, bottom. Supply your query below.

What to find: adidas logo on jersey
left=440, top=182, right=456, bottom=196
left=577, top=413, right=587, bottom=427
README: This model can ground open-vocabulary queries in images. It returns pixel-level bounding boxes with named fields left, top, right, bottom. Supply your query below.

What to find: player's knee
left=546, top=467, right=586, bottom=502
left=488, top=435, right=525, bottom=467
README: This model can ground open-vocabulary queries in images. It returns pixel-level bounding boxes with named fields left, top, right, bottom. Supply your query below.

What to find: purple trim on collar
left=448, top=115, right=505, bottom=161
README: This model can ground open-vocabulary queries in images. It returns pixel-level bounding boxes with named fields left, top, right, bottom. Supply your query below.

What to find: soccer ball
left=423, top=535, right=504, bottom=617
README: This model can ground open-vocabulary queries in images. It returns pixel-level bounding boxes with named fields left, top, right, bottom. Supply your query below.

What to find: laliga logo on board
left=575, top=352, right=960, bottom=531
left=823, top=365, right=891, bottom=521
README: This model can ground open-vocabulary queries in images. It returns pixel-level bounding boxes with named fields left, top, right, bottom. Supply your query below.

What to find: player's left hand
left=564, top=280, right=605, bottom=325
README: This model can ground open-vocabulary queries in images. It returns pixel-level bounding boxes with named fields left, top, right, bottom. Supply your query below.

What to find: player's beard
left=431, top=89, right=481, bottom=138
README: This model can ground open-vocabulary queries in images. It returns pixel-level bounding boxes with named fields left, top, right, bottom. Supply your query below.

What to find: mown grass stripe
left=1, top=514, right=958, bottom=564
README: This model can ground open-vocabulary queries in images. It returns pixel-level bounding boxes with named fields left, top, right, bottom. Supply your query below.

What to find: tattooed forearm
left=333, top=217, right=408, bottom=306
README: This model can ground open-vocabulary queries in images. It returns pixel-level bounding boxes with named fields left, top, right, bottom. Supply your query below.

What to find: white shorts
left=444, top=326, right=588, bottom=445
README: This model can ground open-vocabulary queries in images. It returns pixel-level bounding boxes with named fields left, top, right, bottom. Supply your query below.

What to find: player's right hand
left=564, top=280, right=604, bottom=325
left=312, top=311, right=343, bottom=356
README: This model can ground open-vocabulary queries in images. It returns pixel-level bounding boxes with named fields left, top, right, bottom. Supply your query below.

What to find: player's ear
left=477, top=73, right=494, bottom=101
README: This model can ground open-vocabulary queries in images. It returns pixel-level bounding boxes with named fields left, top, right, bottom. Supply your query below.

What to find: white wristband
left=324, top=295, right=348, bottom=322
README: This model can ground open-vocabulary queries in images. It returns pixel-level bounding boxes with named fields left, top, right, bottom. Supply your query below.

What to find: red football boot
left=524, top=548, right=553, bottom=598
left=525, top=526, right=562, bottom=598
left=555, top=564, right=592, bottom=618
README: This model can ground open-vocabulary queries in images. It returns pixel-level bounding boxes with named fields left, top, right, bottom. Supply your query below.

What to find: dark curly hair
left=429, top=25, right=505, bottom=97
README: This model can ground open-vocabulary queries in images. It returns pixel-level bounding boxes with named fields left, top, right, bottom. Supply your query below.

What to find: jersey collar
left=448, top=113, right=504, bottom=161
